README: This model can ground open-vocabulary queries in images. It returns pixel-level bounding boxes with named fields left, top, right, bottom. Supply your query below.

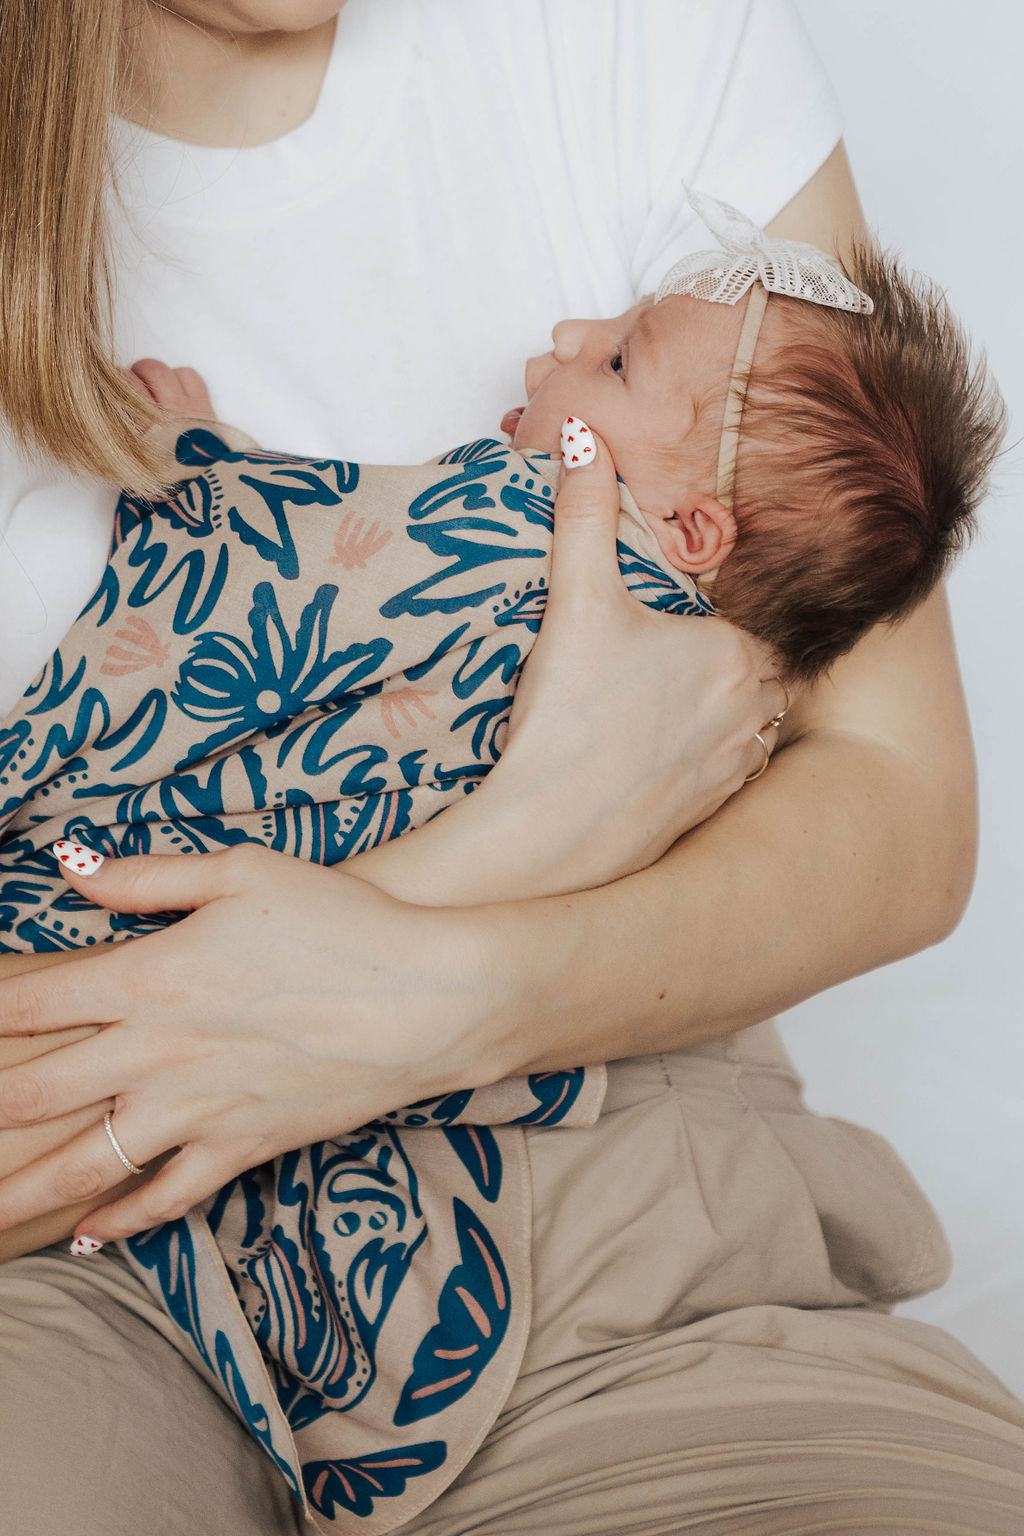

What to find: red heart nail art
left=52, top=839, right=104, bottom=876
left=561, top=416, right=594, bottom=471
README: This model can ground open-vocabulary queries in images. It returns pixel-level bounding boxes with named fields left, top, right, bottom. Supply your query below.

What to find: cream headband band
left=654, top=188, right=875, bottom=530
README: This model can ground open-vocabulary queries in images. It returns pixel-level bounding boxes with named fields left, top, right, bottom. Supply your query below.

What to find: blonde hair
left=0, top=0, right=166, bottom=495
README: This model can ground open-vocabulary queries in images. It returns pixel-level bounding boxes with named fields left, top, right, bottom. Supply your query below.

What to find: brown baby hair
left=708, top=244, right=1006, bottom=681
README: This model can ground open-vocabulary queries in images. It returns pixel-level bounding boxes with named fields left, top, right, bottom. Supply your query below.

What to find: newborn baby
left=501, top=212, right=1004, bottom=681
left=138, top=193, right=1005, bottom=684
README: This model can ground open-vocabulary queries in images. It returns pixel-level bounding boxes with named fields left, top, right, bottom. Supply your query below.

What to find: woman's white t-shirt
left=0, top=0, right=840, bottom=719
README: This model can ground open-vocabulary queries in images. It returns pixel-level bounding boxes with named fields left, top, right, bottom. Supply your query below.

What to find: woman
left=1, top=3, right=1022, bottom=1532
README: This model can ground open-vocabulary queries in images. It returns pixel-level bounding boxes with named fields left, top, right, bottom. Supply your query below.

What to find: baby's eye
left=610, top=352, right=625, bottom=376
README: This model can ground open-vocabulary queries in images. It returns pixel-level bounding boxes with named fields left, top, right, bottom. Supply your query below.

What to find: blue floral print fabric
left=0, top=428, right=711, bottom=1533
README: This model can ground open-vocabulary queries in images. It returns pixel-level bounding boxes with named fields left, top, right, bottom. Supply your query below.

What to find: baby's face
left=506, top=294, right=750, bottom=511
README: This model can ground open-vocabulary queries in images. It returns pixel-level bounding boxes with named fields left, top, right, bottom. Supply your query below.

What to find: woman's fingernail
left=561, top=416, right=596, bottom=469
left=52, top=840, right=105, bottom=877
left=69, top=1236, right=104, bottom=1257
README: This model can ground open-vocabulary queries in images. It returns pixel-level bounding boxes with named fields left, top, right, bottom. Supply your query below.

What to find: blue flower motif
left=171, top=582, right=392, bottom=761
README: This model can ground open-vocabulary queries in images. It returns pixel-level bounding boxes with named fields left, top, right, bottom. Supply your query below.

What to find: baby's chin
left=506, top=410, right=560, bottom=457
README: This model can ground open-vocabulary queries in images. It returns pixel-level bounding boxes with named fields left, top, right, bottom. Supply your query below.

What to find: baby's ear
left=654, top=491, right=738, bottom=575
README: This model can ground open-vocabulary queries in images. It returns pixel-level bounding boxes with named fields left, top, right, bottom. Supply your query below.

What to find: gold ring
left=743, top=732, right=771, bottom=783
left=763, top=677, right=791, bottom=732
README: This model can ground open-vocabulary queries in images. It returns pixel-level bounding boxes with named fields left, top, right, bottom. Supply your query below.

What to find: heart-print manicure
left=52, top=839, right=105, bottom=877
left=561, top=416, right=596, bottom=469
left=70, top=1235, right=104, bottom=1257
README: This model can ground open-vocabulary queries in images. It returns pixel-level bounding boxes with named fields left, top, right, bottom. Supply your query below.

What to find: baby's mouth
left=500, top=406, right=524, bottom=438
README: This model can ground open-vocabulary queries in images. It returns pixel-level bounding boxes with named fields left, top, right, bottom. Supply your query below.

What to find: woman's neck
left=122, top=8, right=340, bottom=148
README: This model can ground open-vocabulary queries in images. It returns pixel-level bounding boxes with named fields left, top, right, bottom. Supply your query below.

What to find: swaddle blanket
left=0, top=428, right=710, bottom=1533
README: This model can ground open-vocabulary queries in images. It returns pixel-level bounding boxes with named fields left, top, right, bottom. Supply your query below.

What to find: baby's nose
left=550, top=317, right=594, bottom=363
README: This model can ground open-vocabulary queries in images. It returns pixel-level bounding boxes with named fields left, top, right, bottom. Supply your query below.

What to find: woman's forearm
left=466, top=724, right=972, bottom=1080
left=345, top=772, right=586, bottom=906
left=446, top=586, right=977, bottom=1080
left=0, top=949, right=94, bottom=979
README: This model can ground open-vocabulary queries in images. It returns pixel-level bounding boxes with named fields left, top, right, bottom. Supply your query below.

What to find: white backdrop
left=783, top=1, right=1024, bottom=1394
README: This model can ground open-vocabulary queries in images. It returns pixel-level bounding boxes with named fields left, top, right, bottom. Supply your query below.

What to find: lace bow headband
left=653, top=188, right=874, bottom=551
left=654, top=187, right=875, bottom=314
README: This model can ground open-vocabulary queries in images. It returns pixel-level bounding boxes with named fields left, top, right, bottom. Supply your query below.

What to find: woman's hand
left=0, top=847, right=498, bottom=1247
left=348, top=428, right=788, bottom=911
left=450, top=430, right=788, bottom=897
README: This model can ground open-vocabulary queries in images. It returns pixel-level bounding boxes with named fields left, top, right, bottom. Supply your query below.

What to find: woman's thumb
left=547, top=419, right=625, bottom=609
left=51, top=839, right=229, bottom=915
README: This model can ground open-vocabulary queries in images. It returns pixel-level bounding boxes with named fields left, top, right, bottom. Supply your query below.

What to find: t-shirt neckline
left=109, top=0, right=413, bottom=222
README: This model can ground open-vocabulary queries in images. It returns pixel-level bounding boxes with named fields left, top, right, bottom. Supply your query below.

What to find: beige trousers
left=5, top=1025, right=1024, bottom=1535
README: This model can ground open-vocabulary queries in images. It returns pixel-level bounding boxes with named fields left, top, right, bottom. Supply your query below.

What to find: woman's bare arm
left=0, top=951, right=89, bottom=980
left=495, top=149, right=974, bottom=1063
left=342, top=575, right=974, bottom=1079
left=348, top=144, right=977, bottom=1065
left=481, top=585, right=973, bottom=1073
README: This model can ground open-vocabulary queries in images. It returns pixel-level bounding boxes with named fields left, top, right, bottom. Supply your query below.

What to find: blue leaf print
left=122, top=517, right=230, bottom=637
left=0, top=719, right=32, bottom=780
left=449, top=696, right=511, bottom=762
left=213, top=1329, right=302, bottom=1496
left=23, top=650, right=87, bottom=714
left=302, top=1441, right=447, bottom=1519
left=438, top=437, right=509, bottom=466
left=442, top=1126, right=503, bottom=1204
left=394, top=1198, right=511, bottom=1425
left=170, top=427, right=359, bottom=581
left=512, top=1069, right=588, bottom=1125
left=81, top=563, right=121, bottom=626
left=231, top=471, right=335, bottom=580
left=380, top=454, right=547, bottom=620
left=402, top=621, right=471, bottom=683
left=617, top=541, right=716, bottom=616
left=206, top=1166, right=267, bottom=1250
left=450, top=634, right=522, bottom=700
left=373, top=1088, right=476, bottom=1129
left=493, top=579, right=549, bottom=632
left=99, top=689, right=168, bottom=772
left=382, top=518, right=543, bottom=620
left=500, top=461, right=557, bottom=531
left=123, top=1219, right=213, bottom=1373
left=275, top=721, right=392, bottom=789
left=176, top=427, right=359, bottom=501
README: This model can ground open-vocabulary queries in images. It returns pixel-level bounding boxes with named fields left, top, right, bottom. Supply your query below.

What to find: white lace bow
left=655, top=188, right=874, bottom=314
